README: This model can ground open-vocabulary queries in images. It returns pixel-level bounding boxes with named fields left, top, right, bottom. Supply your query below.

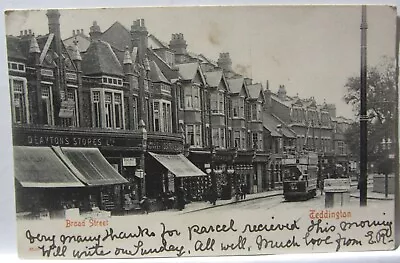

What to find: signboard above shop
left=123, top=158, right=137, bottom=167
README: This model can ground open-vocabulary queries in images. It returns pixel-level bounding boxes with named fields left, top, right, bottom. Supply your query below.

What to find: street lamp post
left=359, top=5, right=368, bottom=206
left=139, top=119, right=147, bottom=198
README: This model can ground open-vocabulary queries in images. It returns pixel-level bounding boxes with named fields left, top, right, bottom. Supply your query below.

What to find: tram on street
left=282, top=152, right=319, bottom=201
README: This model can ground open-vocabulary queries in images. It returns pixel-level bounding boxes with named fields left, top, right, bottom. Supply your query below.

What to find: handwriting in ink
left=303, top=231, right=333, bottom=247
left=335, top=233, right=362, bottom=252
left=72, top=243, right=111, bottom=259
left=102, top=227, right=156, bottom=242
left=114, top=239, right=186, bottom=257
left=255, top=235, right=300, bottom=250
left=25, top=230, right=56, bottom=246
left=195, top=238, right=215, bottom=252
left=187, top=219, right=237, bottom=241
left=340, top=219, right=393, bottom=232
left=365, top=228, right=393, bottom=245
left=242, top=220, right=299, bottom=234
left=60, top=234, right=102, bottom=246
left=38, top=244, right=67, bottom=257
left=220, top=235, right=247, bottom=251
left=307, top=219, right=336, bottom=234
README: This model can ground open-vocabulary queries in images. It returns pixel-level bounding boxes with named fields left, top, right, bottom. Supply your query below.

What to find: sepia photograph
left=3, top=4, right=398, bottom=259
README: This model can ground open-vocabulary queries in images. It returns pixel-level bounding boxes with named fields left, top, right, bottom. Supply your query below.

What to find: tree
left=343, top=57, right=397, bottom=166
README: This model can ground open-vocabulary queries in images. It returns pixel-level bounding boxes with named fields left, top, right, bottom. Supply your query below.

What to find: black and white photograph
left=3, top=4, right=398, bottom=259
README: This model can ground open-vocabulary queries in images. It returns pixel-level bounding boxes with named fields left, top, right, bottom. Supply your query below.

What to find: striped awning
left=149, top=152, right=207, bottom=177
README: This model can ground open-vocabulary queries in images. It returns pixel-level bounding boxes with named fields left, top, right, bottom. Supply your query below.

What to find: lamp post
left=139, top=119, right=147, bottom=198
left=359, top=5, right=368, bottom=206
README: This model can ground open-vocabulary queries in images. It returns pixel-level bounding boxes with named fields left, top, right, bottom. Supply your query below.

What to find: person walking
left=240, top=183, right=247, bottom=200
left=176, top=187, right=185, bottom=211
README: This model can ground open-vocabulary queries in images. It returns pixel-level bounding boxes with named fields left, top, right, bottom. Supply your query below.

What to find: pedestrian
left=139, top=196, right=149, bottom=214
left=240, top=183, right=247, bottom=200
left=176, top=187, right=185, bottom=211
left=209, top=188, right=217, bottom=205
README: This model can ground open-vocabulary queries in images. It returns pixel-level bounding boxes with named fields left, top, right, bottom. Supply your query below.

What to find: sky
left=4, top=5, right=398, bottom=119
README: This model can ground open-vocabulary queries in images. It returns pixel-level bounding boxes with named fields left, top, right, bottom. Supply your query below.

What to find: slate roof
left=82, top=39, right=123, bottom=76
left=6, top=36, right=27, bottom=60
left=204, top=70, right=223, bottom=88
left=176, top=62, right=199, bottom=81
left=149, top=60, right=170, bottom=84
left=263, top=112, right=296, bottom=138
left=247, top=83, right=263, bottom=99
left=100, top=21, right=131, bottom=51
left=227, top=77, right=244, bottom=94
left=148, top=34, right=169, bottom=49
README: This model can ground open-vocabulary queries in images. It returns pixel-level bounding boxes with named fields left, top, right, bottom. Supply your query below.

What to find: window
left=193, top=86, right=200, bottom=109
left=178, top=86, right=184, bottom=109
left=251, top=104, right=257, bottom=121
left=153, top=101, right=160, bottom=131
left=212, top=128, right=220, bottom=147
left=219, top=92, right=224, bottom=113
left=220, top=128, right=225, bottom=148
left=41, top=85, right=54, bottom=126
left=60, top=88, right=79, bottom=127
left=240, top=98, right=245, bottom=118
left=153, top=100, right=172, bottom=133
left=233, top=99, right=239, bottom=117
left=258, top=132, right=263, bottom=151
left=104, top=92, right=113, bottom=128
left=92, top=91, right=101, bottom=128
left=114, top=93, right=123, bottom=129
left=252, top=132, right=258, bottom=149
left=91, top=89, right=125, bottom=129
left=241, top=130, right=246, bottom=149
left=195, top=125, right=201, bottom=147
left=227, top=99, right=232, bottom=118
left=234, top=131, right=240, bottom=148
left=227, top=129, right=232, bottom=148
left=132, top=96, right=138, bottom=130
left=10, top=77, right=28, bottom=124
left=101, top=76, right=123, bottom=87
left=8, top=62, right=25, bottom=73
left=211, top=91, right=225, bottom=114
left=187, top=125, right=194, bottom=145
left=246, top=103, right=251, bottom=121
left=185, top=86, right=193, bottom=109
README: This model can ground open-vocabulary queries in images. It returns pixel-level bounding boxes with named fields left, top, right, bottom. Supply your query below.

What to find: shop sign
left=59, top=100, right=75, bottom=118
left=123, top=158, right=137, bottom=167
left=324, top=178, right=351, bottom=193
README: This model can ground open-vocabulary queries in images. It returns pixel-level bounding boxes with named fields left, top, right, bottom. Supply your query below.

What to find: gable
left=193, top=70, right=203, bottom=85
left=100, top=22, right=131, bottom=51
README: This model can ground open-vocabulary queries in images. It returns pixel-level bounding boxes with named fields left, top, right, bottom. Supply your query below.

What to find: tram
left=282, top=152, right=319, bottom=201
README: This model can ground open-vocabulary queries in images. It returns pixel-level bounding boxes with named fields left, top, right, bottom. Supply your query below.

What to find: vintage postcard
left=4, top=4, right=398, bottom=259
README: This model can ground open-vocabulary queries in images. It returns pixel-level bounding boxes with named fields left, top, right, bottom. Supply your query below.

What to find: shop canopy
left=54, top=147, right=128, bottom=186
left=13, top=146, right=85, bottom=188
left=149, top=152, right=207, bottom=177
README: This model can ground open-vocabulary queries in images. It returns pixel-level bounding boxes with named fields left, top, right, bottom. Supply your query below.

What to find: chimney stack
left=46, top=9, right=62, bottom=56
left=89, top=21, right=102, bottom=41
left=130, top=19, right=148, bottom=63
left=217, top=52, right=232, bottom=72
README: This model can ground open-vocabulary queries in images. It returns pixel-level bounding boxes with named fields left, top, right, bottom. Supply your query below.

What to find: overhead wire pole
left=359, top=5, right=368, bottom=206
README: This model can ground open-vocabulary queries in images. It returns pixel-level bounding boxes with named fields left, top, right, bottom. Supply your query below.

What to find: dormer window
left=101, top=76, right=123, bottom=87
left=8, top=62, right=26, bottom=73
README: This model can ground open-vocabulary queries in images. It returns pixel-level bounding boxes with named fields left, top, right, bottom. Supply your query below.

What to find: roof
left=270, top=93, right=292, bottom=107
left=227, top=77, right=244, bottom=94
left=204, top=70, right=223, bottom=88
left=247, top=83, right=263, bottom=99
left=63, top=34, right=91, bottom=53
left=148, top=34, right=169, bottom=49
left=263, top=112, right=297, bottom=138
left=149, top=60, right=170, bottom=84
left=6, top=36, right=27, bottom=60
left=81, top=39, right=123, bottom=76
left=176, top=62, right=199, bottom=81
left=100, top=21, right=131, bottom=51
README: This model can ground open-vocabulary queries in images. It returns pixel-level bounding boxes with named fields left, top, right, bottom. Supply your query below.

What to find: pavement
left=349, top=189, right=395, bottom=200
left=179, top=189, right=283, bottom=214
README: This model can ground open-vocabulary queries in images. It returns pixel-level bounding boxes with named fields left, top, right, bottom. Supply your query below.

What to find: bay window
left=251, top=103, right=261, bottom=121
left=91, top=89, right=125, bottom=129
left=212, top=127, right=226, bottom=148
left=10, top=77, right=29, bottom=124
left=184, top=85, right=201, bottom=110
left=211, top=91, right=224, bottom=114
left=186, top=124, right=202, bottom=147
left=153, top=99, right=172, bottom=133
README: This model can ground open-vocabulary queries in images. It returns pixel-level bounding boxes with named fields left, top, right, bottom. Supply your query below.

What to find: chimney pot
left=20, top=30, right=23, bottom=36
left=73, top=30, right=76, bottom=35
left=28, top=29, right=32, bottom=35
left=24, top=30, right=28, bottom=35
left=81, top=29, right=84, bottom=34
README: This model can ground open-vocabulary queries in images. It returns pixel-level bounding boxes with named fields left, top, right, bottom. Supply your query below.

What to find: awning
left=53, top=147, right=128, bottom=186
left=149, top=152, right=207, bottom=177
left=13, top=146, right=85, bottom=188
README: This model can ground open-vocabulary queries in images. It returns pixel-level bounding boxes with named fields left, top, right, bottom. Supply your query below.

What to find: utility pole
left=359, top=5, right=368, bottom=206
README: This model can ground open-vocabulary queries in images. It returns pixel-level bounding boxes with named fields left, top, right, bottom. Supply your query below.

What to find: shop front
left=12, top=125, right=184, bottom=215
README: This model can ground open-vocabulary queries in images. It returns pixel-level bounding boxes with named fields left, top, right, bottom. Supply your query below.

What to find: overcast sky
left=5, top=5, right=397, bottom=119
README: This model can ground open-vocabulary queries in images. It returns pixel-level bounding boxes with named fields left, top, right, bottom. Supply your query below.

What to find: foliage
left=343, top=57, right=397, bottom=165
